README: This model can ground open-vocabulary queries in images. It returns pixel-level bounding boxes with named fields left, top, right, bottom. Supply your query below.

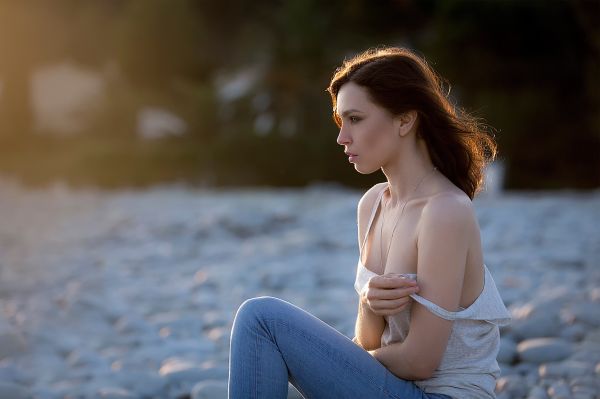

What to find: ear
left=396, top=110, right=418, bottom=137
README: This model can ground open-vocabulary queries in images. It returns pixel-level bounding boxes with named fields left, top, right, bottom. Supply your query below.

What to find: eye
left=349, top=116, right=361, bottom=124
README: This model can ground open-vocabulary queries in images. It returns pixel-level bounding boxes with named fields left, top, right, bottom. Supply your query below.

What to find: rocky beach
left=0, top=179, right=598, bottom=399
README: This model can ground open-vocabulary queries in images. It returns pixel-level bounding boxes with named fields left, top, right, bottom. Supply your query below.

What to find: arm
left=354, top=291, right=386, bottom=350
left=353, top=184, right=387, bottom=350
left=369, top=196, right=474, bottom=380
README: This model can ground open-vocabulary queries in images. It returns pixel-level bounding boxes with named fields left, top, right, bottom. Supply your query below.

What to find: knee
left=234, top=296, right=284, bottom=326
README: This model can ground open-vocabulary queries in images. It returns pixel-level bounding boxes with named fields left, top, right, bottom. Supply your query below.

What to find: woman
left=228, top=47, right=511, bottom=399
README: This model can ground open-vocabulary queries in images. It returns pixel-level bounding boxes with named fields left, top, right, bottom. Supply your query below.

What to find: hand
left=361, top=273, right=419, bottom=316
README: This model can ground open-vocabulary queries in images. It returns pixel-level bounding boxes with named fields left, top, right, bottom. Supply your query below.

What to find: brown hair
left=327, top=46, right=497, bottom=199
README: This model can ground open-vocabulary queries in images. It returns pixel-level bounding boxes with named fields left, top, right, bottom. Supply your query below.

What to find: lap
left=234, top=296, right=445, bottom=399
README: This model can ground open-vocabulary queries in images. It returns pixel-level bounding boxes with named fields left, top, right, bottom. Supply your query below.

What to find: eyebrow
left=336, top=109, right=364, bottom=117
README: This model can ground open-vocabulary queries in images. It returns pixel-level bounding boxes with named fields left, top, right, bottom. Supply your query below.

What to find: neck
left=381, top=137, right=436, bottom=207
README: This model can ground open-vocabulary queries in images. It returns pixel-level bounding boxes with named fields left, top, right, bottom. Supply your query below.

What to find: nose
left=337, top=126, right=351, bottom=146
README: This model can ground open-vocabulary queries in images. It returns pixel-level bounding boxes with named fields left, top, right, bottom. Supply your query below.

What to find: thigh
left=238, top=296, right=441, bottom=399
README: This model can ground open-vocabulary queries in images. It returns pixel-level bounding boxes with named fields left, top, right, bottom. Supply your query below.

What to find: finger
left=370, top=297, right=411, bottom=311
left=372, top=303, right=409, bottom=316
left=368, top=276, right=418, bottom=289
left=366, top=286, right=419, bottom=300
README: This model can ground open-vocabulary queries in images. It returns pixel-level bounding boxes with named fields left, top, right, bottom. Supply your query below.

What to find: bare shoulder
left=419, top=191, right=477, bottom=234
left=356, top=182, right=387, bottom=242
left=358, top=182, right=387, bottom=215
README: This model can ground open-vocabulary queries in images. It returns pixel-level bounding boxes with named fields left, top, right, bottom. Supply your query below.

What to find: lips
left=345, top=151, right=357, bottom=156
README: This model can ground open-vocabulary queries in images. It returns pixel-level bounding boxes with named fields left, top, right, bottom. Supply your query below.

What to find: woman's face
left=336, top=82, right=400, bottom=174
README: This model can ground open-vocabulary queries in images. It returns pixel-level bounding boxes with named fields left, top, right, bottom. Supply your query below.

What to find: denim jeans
left=228, top=296, right=452, bottom=399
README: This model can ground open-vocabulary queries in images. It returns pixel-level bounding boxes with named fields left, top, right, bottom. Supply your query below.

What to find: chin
left=355, top=164, right=380, bottom=175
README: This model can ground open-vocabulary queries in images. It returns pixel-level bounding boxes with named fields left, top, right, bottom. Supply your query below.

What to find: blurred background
left=1, top=2, right=600, bottom=398
left=0, top=0, right=598, bottom=190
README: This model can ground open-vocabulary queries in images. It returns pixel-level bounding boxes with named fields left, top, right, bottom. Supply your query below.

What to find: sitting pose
left=228, top=46, right=511, bottom=399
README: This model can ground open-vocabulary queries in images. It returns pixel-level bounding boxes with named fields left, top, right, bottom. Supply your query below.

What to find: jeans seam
left=265, top=317, right=402, bottom=399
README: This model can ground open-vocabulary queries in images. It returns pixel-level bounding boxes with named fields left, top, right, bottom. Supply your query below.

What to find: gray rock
left=558, top=323, right=587, bottom=342
left=569, top=376, right=600, bottom=397
left=158, top=358, right=207, bottom=386
left=0, top=364, right=30, bottom=385
left=517, top=338, right=573, bottom=363
left=498, top=337, right=518, bottom=364
left=113, top=314, right=153, bottom=335
left=527, top=385, right=549, bottom=399
left=563, top=303, right=600, bottom=327
left=190, top=380, right=228, bottom=399
left=111, top=370, right=167, bottom=397
left=511, top=312, right=564, bottom=340
left=496, top=375, right=529, bottom=398
left=539, top=361, right=595, bottom=379
left=547, top=380, right=571, bottom=399
left=0, top=382, right=32, bottom=399
left=0, top=323, right=27, bottom=359
left=94, top=387, right=137, bottom=399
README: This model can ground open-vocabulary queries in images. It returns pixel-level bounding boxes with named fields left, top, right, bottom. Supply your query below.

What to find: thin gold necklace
left=379, top=166, right=437, bottom=271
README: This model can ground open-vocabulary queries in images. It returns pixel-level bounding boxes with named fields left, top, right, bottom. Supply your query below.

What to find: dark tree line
left=0, top=0, right=597, bottom=189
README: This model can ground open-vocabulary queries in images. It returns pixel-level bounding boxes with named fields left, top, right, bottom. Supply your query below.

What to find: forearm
left=368, top=343, right=427, bottom=380
left=354, top=296, right=385, bottom=350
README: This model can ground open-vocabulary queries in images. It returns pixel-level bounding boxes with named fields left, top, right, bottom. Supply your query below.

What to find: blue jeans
left=228, top=296, right=452, bottom=399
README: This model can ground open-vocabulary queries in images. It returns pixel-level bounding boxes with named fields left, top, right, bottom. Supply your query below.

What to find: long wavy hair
left=327, top=47, right=497, bottom=199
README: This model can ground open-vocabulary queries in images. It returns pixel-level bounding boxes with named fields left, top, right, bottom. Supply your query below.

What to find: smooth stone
left=93, top=387, right=137, bottom=399
left=0, top=364, right=30, bottom=385
left=190, top=380, right=228, bottom=399
left=564, top=303, right=600, bottom=327
left=558, top=323, right=588, bottom=342
left=0, top=382, right=32, bottom=399
left=158, top=358, right=207, bottom=386
left=547, top=380, right=571, bottom=399
left=517, top=338, right=573, bottom=363
left=539, top=361, right=594, bottom=379
left=571, top=394, right=595, bottom=399
left=113, top=315, right=154, bottom=335
left=0, top=325, right=27, bottom=359
left=496, top=375, right=529, bottom=398
left=66, top=348, right=110, bottom=369
left=527, top=385, right=549, bottom=399
left=569, top=376, right=600, bottom=395
left=511, top=313, right=564, bottom=340
left=110, top=370, right=167, bottom=397
left=161, top=338, right=217, bottom=358
left=498, top=337, right=518, bottom=364
left=514, top=362, right=539, bottom=376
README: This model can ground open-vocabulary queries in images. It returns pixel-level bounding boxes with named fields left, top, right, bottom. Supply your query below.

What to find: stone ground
left=0, top=179, right=598, bottom=399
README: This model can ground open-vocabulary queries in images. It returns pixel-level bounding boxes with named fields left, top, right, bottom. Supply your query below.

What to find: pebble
left=498, top=337, right=518, bottom=364
left=517, top=338, right=573, bottom=363
left=190, top=380, right=228, bottom=399
left=0, top=382, right=32, bottom=399
left=0, top=181, right=598, bottom=398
